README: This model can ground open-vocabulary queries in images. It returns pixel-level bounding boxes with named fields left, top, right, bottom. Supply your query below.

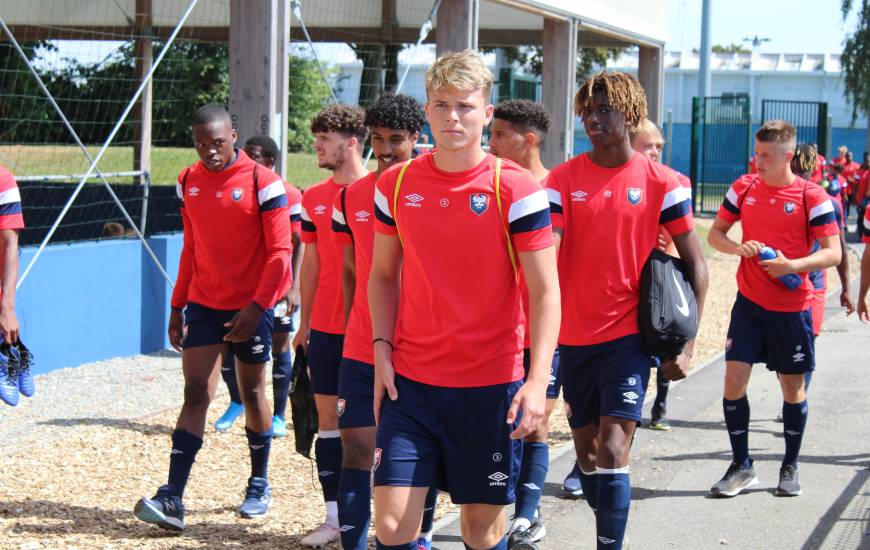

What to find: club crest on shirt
left=469, top=193, right=490, bottom=215
left=231, top=187, right=243, bottom=202
left=784, top=201, right=796, bottom=214
left=627, top=187, right=643, bottom=205
left=337, top=398, right=346, bottom=417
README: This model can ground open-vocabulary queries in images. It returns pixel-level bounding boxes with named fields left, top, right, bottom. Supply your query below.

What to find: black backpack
left=289, top=345, right=318, bottom=458
left=638, top=249, right=699, bottom=359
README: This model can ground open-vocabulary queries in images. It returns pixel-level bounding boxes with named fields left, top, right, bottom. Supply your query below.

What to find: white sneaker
left=301, top=522, right=340, bottom=548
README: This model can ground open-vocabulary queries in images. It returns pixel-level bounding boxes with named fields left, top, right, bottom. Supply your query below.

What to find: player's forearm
left=0, top=231, right=18, bottom=313
left=860, top=249, right=870, bottom=302
left=368, top=270, right=399, bottom=344
left=253, top=253, right=292, bottom=310
left=707, top=224, right=740, bottom=256
left=341, top=246, right=356, bottom=326
left=290, top=233, right=302, bottom=290
left=791, top=246, right=841, bottom=274
left=298, top=250, right=319, bottom=330
left=835, top=232, right=850, bottom=289
left=527, top=283, right=560, bottom=386
left=170, top=245, right=194, bottom=309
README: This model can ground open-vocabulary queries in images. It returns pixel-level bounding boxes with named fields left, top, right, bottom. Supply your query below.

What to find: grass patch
left=0, top=145, right=374, bottom=189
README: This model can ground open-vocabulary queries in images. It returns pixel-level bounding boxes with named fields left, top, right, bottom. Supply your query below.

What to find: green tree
left=840, top=0, right=870, bottom=150
left=484, top=46, right=625, bottom=85
left=712, top=43, right=751, bottom=54
left=0, top=41, right=58, bottom=142
left=286, top=55, right=335, bottom=152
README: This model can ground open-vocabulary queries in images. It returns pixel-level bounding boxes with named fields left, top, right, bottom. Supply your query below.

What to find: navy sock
left=463, top=537, right=507, bottom=550
left=245, top=427, right=273, bottom=479
left=515, top=441, right=548, bottom=521
left=782, top=400, right=808, bottom=467
left=578, top=467, right=598, bottom=510
left=221, top=352, right=242, bottom=405
left=315, top=434, right=343, bottom=502
left=595, top=471, right=630, bottom=550
left=420, top=487, right=438, bottom=535
left=723, top=397, right=751, bottom=468
left=167, top=429, right=203, bottom=498
left=376, top=540, right=416, bottom=550
left=803, top=371, right=813, bottom=393
left=652, top=370, right=670, bottom=419
left=337, top=468, right=371, bottom=550
left=271, top=351, right=292, bottom=419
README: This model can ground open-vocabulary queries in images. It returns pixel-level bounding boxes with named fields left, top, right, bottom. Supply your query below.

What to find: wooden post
left=436, top=0, right=479, bottom=56
left=541, top=17, right=577, bottom=168
left=274, top=0, right=290, bottom=177
left=229, top=0, right=279, bottom=165
left=638, top=45, right=665, bottom=126
left=132, top=0, right=152, bottom=184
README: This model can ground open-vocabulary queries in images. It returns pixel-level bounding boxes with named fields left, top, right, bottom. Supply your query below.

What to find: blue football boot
left=15, top=342, right=35, bottom=398
left=0, top=346, right=18, bottom=406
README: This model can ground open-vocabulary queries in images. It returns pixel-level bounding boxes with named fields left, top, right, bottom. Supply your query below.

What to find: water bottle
left=758, top=246, right=802, bottom=290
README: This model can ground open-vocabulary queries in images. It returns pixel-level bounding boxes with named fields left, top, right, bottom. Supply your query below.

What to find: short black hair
left=310, top=104, right=368, bottom=141
left=365, top=94, right=427, bottom=134
left=493, top=99, right=552, bottom=143
left=245, top=135, right=279, bottom=160
left=192, top=103, right=231, bottom=126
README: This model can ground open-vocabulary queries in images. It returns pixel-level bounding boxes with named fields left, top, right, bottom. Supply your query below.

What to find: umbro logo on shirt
left=571, top=190, right=588, bottom=202
left=188, top=186, right=200, bottom=197
left=404, top=193, right=424, bottom=207
left=314, top=204, right=327, bottom=215
left=745, top=196, right=757, bottom=206
left=355, top=210, right=371, bottom=221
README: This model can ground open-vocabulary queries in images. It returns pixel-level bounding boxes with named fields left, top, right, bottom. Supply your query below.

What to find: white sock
left=325, top=501, right=338, bottom=527
left=509, top=517, right=531, bottom=535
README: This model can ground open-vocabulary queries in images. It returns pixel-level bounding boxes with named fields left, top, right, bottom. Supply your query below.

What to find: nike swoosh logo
left=672, top=270, right=690, bottom=317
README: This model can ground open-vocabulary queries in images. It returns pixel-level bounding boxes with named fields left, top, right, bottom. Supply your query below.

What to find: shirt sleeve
left=374, top=169, right=399, bottom=236
left=862, top=208, right=870, bottom=244
left=502, top=170, right=554, bottom=252
left=300, top=190, right=318, bottom=244
left=285, top=182, right=303, bottom=235
left=0, top=170, right=24, bottom=230
left=170, top=171, right=193, bottom=309
left=659, top=173, right=694, bottom=236
left=806, top=185, right=840, bottom=239
left=544, top=172, right=563, bottom=230
left=331, top=189, right=353, bottom=245
left=254, top=175, right=293, bottom=309
left=717, top=177, right=748, bottom=224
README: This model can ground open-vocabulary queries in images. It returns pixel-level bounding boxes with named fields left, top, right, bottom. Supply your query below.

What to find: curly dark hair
left=493, top=99, right=551, bottom=142
left=365, top=94, right=427, bottom=134
left=310, top=104, right=368, bottom=141
left=574, top=71, right=647, bottom=130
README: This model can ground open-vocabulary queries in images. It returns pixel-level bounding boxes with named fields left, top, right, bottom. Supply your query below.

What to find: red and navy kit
left=718, top=175, right=840, bottom=312
left=373, top=153, right=554, bottom=388
left=285, top=182, right=303, bottom=236
left=0, top=165, right=25, bottom=232
left=301, top=178, right=347, bottom=335
left=862, top=206, right=870, bottom=244
left=331, top=172, right=376, bottom=365
left=812, top=154, right=827, bottom=182
left=659, top=167, right=693, bottom=249
left=808, top=198, right=844, bottom=335
left=547, top=152, right=694, bottom=346
left=171, top=150, right=292, bottom=311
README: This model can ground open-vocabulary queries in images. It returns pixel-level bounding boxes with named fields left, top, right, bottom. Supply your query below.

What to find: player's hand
left=223, top=303, right=263, bottom=343
left=736, top=240, right=765, bottom=258
left=287, top=286, right=301, bottom=315
left=760, top=250, right=797, bottom=278
left=657, top=231, right=669, bottom=252
left=507, top=378, right=546, bottom=440
left=858, top=295, right=870, bottom=322
left=841, top=289, right=855, bottom=315
left=660, top=341, right=694, bottom=381
left=292, top=324, right=309, bottom=353
left=373, top=341, right=397, bottom=425
left=168, top=308, right=185, bottom=352
left=0, top=304, right=19, bottom=345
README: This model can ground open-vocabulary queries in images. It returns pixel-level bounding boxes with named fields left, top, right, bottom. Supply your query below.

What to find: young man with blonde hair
left=369, top=50, right=561, bottom=550
left=708, top=120, right=841, bottom=498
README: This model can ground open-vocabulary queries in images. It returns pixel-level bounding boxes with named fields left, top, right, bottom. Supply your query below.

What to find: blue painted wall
left=16, top=234, right=181, bottom=374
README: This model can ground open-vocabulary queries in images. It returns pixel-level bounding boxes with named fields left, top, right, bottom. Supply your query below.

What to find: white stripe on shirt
left=545, top=187, right=562, bottom=207
left=332, top=205, right=347, bottom=226
left=289, top=202, right=302, bottom=216
left=508, top=189, right=549, bottom=223
left=374, top=187, right=393, bottom=220
left=301, top=206, right=312, bottom=222
left=661, top=186, right=692, bottom=211
left=257, top=179, right=286, bottom=205
left=725, top=187, right=739, bottom=208
left=809, top=199, right=834, bottom=221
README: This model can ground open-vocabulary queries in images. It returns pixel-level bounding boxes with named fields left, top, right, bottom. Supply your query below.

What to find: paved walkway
left=435, top=246, right=870, bottom=550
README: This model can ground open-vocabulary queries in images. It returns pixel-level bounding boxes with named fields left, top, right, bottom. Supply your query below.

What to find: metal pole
left=290, top=0, right=338, bottom=103
left=698, top=0, right=712, bottom=99
left=4, top=0, right=200, bottom=289
left=665, top=109, right=674, bottom=167
left=140, top=171, right=152, bottom=235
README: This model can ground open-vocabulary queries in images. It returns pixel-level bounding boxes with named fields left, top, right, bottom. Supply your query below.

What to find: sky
left=666, top=0, right=860, bottom=54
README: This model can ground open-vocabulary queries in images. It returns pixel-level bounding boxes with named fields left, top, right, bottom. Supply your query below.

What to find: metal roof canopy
left=0, top=0, right=667, bottom=48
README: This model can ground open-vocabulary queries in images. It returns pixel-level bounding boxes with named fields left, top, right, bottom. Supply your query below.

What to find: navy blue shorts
left=273, top=314, right=294, bottom=334
left=182, top=302, right=274, bottom=364
left=522, top=348, right=561, bottom=399
left=374, top=374, right=523, bottom=505
left=308, top=329, right=345, bottom=395
left=337, top=358, right=375, bottom=429
left=559, top=334, right=655, bottom=429
left=725, top=293, right=815, bottom=374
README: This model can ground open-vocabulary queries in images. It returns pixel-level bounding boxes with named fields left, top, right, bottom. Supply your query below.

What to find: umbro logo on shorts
left=623, top=391, right=639, bottom=404
left=488, top=471, right=508, bottom=487
left=252, top=344, right=265, bottom=354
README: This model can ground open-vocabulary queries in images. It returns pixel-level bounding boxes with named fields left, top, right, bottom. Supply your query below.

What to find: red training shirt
left=547, top=152, right=694, bottom=346
left=285, top=182, right=303, bottom=235
left=717, top=174, right=840, bottom=312
left=373, top=153, right=553, bottom=387
left=332, top=172, right=376, bottom=364
left=0, top=165, right=25, bottom=231
left=301, top=178, right=348, bottom=335
left=171, top=150, right=293, bottom=311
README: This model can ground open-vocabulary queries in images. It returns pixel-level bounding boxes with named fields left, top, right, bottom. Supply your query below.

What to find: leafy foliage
left=840, top=0, right=870, bottom=122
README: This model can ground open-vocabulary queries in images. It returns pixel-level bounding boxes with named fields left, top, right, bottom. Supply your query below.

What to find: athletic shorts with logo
left=337, top=358, right=375, bottom=429
left=559, top=334, right=655, bottom=429
left=522, top=348, right=561, bottom=399
left=725, top=292, right=815, bottom=374
left=308, top=329, right=345, bottom=395
left=273, top=313, right=294, bottom=334
left=182, top=302, right=274, bottom=364
left=374, top=374, right=522, bottom=505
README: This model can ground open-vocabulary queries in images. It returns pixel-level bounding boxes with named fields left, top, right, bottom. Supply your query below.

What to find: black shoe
left=710, top=461, right=759, bottom=497
left=508, top=528, right=539, bottom=550
left=133, top=485, right=184, bottom=531
left=775, top=464, right=801, bottom=497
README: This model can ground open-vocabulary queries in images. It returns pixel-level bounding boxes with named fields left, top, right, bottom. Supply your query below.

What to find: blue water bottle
left=758, top=246, right=802, bottom=290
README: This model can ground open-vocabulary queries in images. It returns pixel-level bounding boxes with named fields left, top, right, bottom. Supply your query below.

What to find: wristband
left=373, top=338, right=394, bottom=350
